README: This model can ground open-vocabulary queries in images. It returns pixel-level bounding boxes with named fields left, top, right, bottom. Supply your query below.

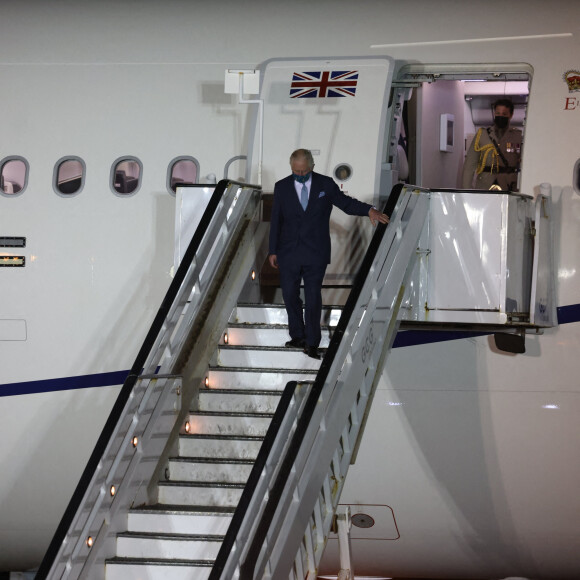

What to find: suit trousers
left=278, top=261, right=327, bottom=348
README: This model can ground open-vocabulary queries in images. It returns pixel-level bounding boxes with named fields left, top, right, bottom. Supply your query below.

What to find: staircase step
left=178, top=433, right=264, bottom=459
left=207, top=367, right=317, bottom=390
left=224, top=324, right=332, bottom=347
left=167, top=457, right=254, bottom=483
left=106, top=557, right=213, bottom=580
left=185, top=411, right=273, bottom=437
left=116, top=532, right=223, bottom=560
left=198, top=388, right=282, bottom=413
left=216, top=345, right=323, bottom=370
left=233, top=304, right=342, bottom=326
left=128, top=505, right=234, bottom=536
left=158, top=481, right=245, bottom=507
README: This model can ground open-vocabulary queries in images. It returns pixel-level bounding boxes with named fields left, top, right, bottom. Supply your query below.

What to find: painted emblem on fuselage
left=563, top=70, right=580, bottom=92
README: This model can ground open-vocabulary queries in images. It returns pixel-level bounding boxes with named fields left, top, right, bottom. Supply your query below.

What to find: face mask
left=293, top=171, right=312, bottom=184
left=494, top=115, right=509, bottom=129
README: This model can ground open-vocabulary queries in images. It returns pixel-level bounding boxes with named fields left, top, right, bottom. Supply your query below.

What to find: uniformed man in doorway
left=462, top=98, right=522, bottom=191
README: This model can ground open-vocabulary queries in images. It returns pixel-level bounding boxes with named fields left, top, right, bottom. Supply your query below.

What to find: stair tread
left=190, top=410, right=275, bottom=418
left=107, top=556, right=214, bottom=566
left=118, top=531, right=224, bottom=541
left=209, top=366, right=317, bottom=374
left=236, top=302, right=345, bottom=308
left=169, top=457, right=255, bottom=465
left=180, top=433, right=264, bottom=441
left=218, top=344, right=328, bottom=352
left=169, top=455, right=256, bottom=463
left=199, top=388, right=282, bottom=395
left=226, top=322, right=336, bottom=329
left=131, top=504, right=236, bottom=515
left=159, top=481, right=245, bottom=489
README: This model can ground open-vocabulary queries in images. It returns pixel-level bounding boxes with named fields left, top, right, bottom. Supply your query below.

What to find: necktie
left=300, top=183, right=308, bottom=210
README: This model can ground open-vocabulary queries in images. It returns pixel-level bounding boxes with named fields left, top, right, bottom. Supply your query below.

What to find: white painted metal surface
left=428, top=191, right=506, bottom=312
left=400, top=189, right=554, bottom=327
left=336, top=507, right=354, bottom=580
left=174, top=185, right=215, bottom=270
left=530, top=188, right=557, bottom=327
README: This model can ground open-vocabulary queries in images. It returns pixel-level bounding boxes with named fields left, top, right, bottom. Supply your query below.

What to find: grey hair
left=290, top=148, right=314, bottom=169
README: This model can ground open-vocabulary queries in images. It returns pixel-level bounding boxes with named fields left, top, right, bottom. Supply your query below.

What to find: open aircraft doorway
left=395, top=65, right=531, bottom=192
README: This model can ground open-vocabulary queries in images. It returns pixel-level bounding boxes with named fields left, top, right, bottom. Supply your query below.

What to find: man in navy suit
left=268, top=149, right=389, bottom=359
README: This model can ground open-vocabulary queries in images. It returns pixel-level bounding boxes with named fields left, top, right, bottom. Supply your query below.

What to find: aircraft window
left=224, top=155, right=247, bottom=182
left=0, top=157, right=29, bottom=197
left=54, top=157, right=86, bottom=196
left=574, top=159, right=580, bottom=195
left=334, top=164, right=353, bottom=182
left=167, top=157, right=199, bottom=194
left=111, top=157, right=142, bottom=196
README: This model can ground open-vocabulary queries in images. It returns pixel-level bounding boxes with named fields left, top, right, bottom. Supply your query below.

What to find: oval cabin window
left=54, top=157, right=85, bottom=196
left=0, top=157, right=29, bottom=197
left=168, top=157, right=199, bottom=194
left=111, top=157, right=142, bottom=196
left=334, top=163, right=353, bottom=182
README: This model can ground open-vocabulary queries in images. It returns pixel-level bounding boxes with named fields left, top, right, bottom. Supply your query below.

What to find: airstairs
left=104, top=302, right=332, bottom=579
left=37, top=180, right=555, bottom=580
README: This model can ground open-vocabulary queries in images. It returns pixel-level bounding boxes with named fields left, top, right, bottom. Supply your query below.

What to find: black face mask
left=494, top=115, right=509, bottom=129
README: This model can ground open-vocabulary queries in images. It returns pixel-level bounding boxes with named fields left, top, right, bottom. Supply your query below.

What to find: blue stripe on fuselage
left=0, top=370, right=130, bottom=397
left=1, top=304, right=579, bottom=397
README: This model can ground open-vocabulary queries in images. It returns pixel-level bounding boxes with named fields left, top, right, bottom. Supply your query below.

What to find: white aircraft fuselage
left=1, top=1, right=579, bottom=578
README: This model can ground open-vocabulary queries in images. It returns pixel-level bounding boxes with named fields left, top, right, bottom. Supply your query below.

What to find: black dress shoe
left=285, top=338, right=306, bottom=348
left=304, top=345, right=321, bottom=360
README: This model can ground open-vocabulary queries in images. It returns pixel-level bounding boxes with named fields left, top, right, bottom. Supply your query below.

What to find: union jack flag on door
left=290, top=70, right=358, bottom=98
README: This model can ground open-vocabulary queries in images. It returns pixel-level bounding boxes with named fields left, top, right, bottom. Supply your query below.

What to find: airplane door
left=249, top=56, right=394, bottom=280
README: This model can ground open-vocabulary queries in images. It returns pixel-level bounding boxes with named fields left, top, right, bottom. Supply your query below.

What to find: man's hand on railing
left=368, top=207, right=390, bottom=227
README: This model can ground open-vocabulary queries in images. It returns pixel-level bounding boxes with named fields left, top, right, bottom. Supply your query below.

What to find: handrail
left=210, top=184, right=405, bottom=579
left=209, top=380, right=310, bottom=579
left=36, top=179, right=261, bottom=579
left=243, top=183, right=404, bottom=577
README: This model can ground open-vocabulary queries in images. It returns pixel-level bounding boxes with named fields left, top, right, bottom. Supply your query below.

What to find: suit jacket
left=269, top=172, right=372, bottom=266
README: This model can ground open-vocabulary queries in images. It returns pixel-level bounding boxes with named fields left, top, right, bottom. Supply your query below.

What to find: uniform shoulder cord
left=473, top=128, right=499, bottom=175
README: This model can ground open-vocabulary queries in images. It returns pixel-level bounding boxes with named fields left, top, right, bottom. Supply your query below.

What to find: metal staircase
left=39, top=180, right=552, bottom=579
left=105, top=302, right=339, bottom=579
left=37, top=181, right=430, bottom=579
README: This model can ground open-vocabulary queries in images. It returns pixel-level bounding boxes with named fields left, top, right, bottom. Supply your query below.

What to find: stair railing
left=36, top=180, right=262, bottom=580
left=209, top=184, right=431, bottom=579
